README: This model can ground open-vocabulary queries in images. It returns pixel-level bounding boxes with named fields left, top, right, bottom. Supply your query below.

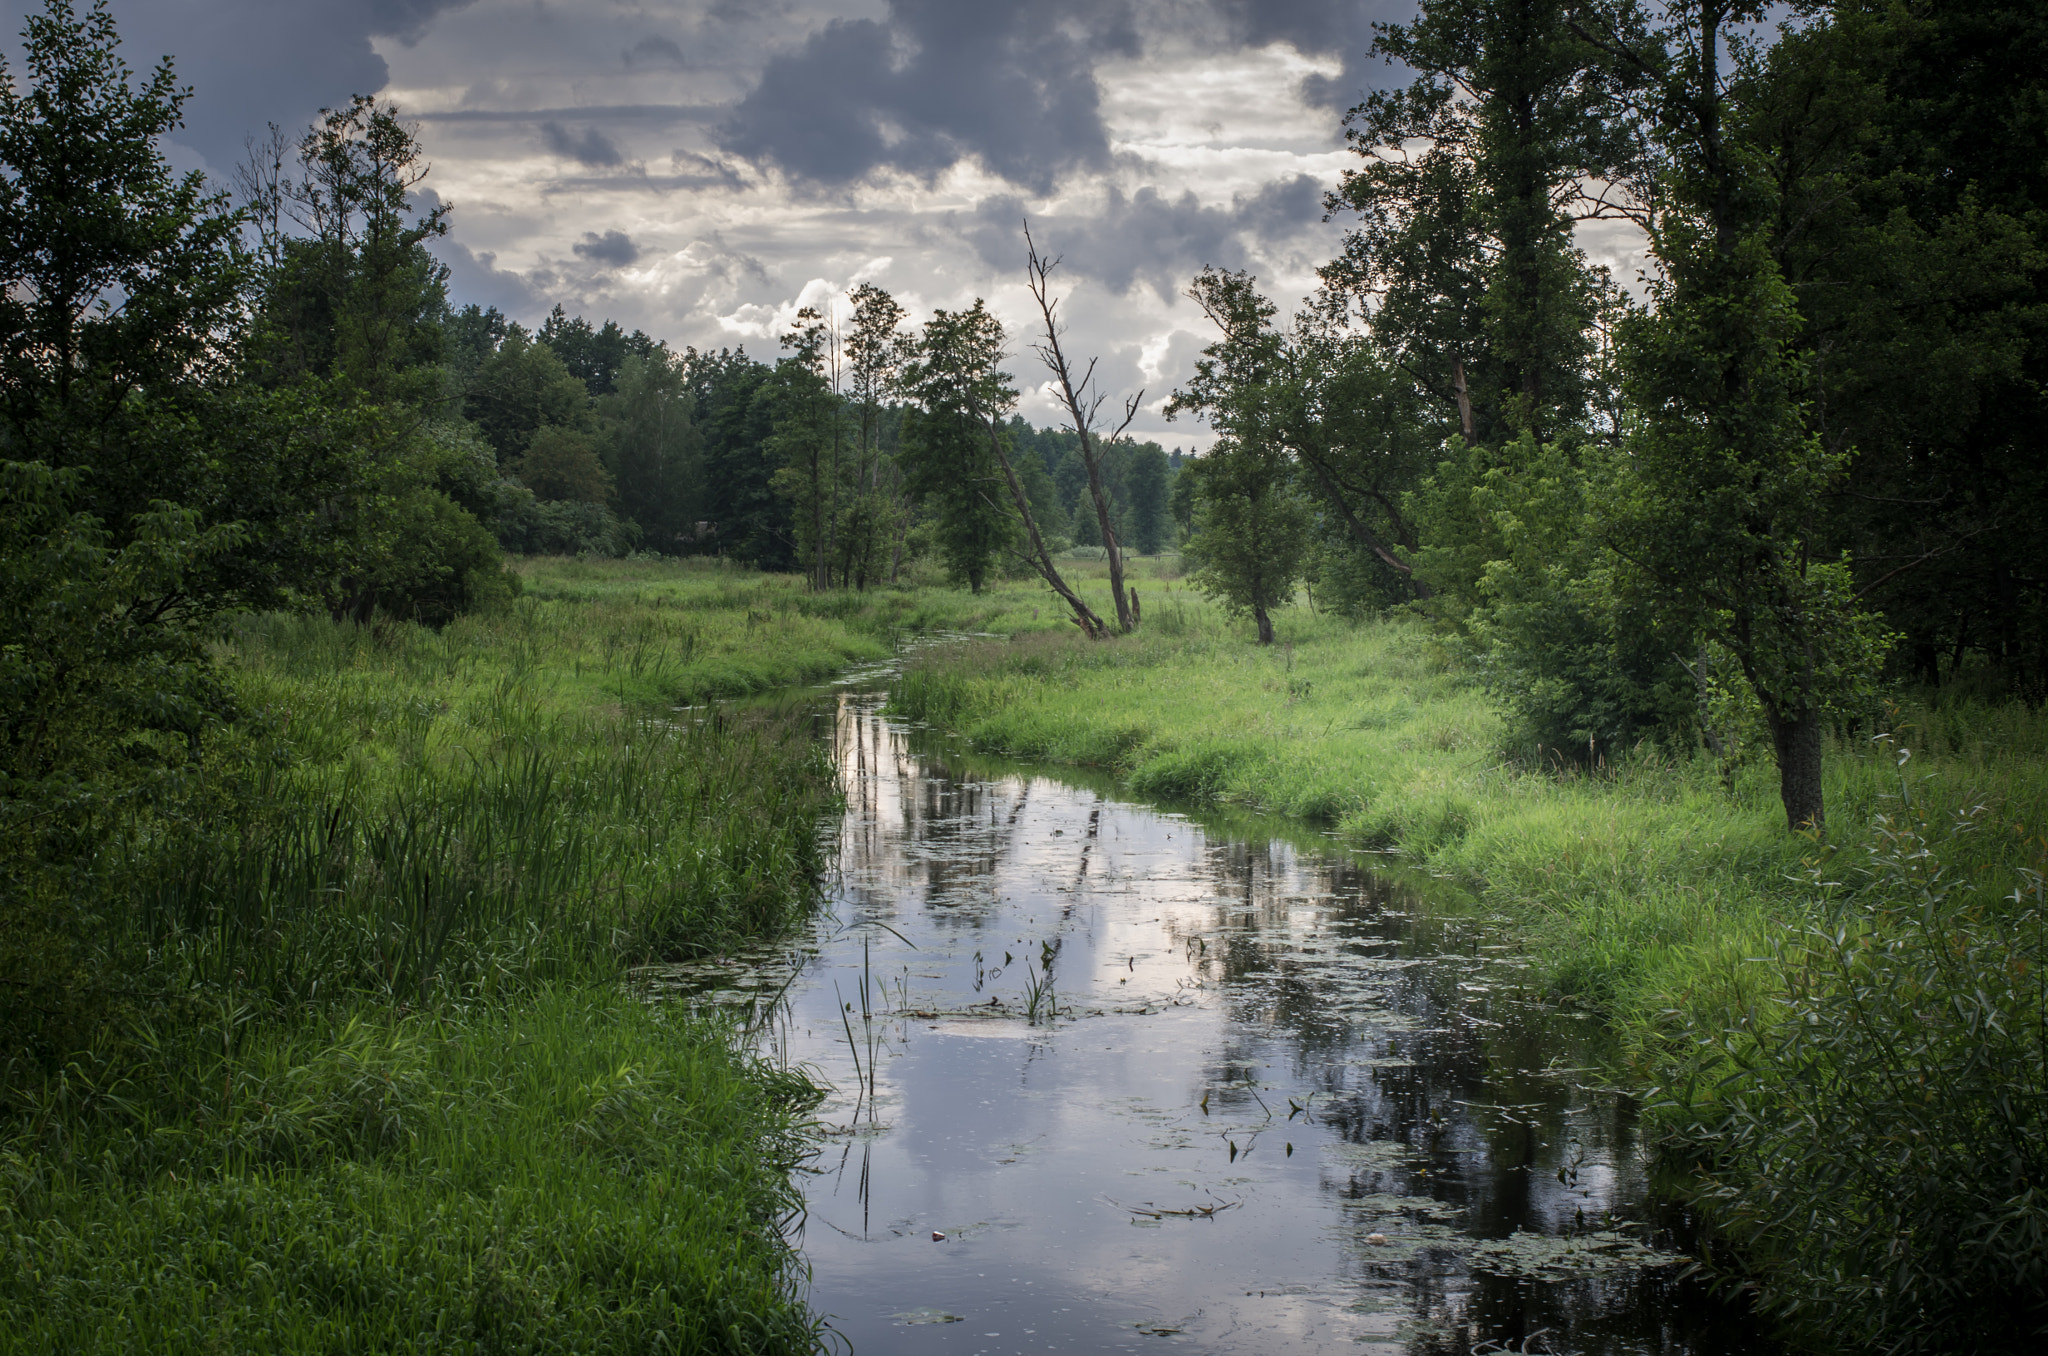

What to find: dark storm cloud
left=432, top=239, right=543, bottom=320
left=964, top=173, right=1328, bottom=301
left=624, top=34, right=687, bottom=69
left=541, top=121, right=625, bottom=168
left=1211, top=0, right=1414, bottom=109
left=717, top=0, right=1141, bottom=193
left=75, top=1, right=479, bottom=173
left=571, top=230, right=641, bottom=267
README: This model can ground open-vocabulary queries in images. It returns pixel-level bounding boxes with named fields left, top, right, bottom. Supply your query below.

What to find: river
left=655, top=678, right=1774, bottom=1356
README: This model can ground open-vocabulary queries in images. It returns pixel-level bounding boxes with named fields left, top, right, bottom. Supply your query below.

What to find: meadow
left=7, top=555, right=2039, bottom=1352
left=2, top=557, right=981, bottom=1355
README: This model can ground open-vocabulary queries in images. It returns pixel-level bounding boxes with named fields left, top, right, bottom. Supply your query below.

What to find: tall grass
left=4, top=992, right=829, bottom=1355
left=2, top=571, right=862, bottom=1355
left=121, top=707, right=832, bottom=1014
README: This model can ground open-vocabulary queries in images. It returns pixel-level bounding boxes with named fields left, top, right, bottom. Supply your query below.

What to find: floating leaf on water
left=1321, top=1139, right=1415, bottom=1173
left=1465, top=1229, right=1687, bottom=1281
left=894, top=1307, right=964, bottom=1325
left=1339, top=1192, right=1467, bottom=1222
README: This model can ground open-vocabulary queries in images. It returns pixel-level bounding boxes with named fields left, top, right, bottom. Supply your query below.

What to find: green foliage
left=1169, top=270, right=1311, bottom=643
left=1657, top=793, right=2048, bottom=1354
left=1121, top=441, right=1171, bottom=554
left=1183, top=448, right=1310, bottom=644
left=1323, top=0, right=1627, bottom=443
left=243, top=96, right=449, bottom=406
left=537, top=302, right=660, bottom=396
left=1611, top=222, right=1894, bottom=827
left=0, top=461, right=242, bottom=1078
left=464, top=328, right=590, bottom=465
left=1408, top=433, right=1693, bottom=759
left=520, top=422, right=613, bottom=504
left=763, top=309, right=847, bottom=590
left=689, top=346, right=788, bottom=570
left=899, top=302, right=1021, bottom=594
left=600, top=349, right=701, bottom=553
left=0, top=0, right=243, bottom=424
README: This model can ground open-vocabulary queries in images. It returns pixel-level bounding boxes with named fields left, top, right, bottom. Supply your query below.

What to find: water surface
left=657, top=687, right=1769, bottom=1356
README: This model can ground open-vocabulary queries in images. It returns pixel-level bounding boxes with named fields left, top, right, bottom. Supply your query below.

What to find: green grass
left=889, top=590, right=2048, bottom=1053
left=1, top=562, right=895, bottom=1354
left=4, top=992, right=824, bottom=1354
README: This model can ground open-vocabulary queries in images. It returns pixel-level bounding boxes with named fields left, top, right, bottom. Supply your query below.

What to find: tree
left=840, top=282, right=908, bottom=588
left=243, top=96, right=450, bottom=407
left=1024, top=227, right=1140, bottom=632
left=520, top=424, right=612, bottom=505
left=912, top=300, right=1108, bottom=634
left=687, top=346, right=787, bottom=568
left=1582, top=0, right=1893, bottom=832
left=599, top=350, right=699, bottom=552
left=899, top=306, right=1017, bottom=592
left=1323, top=0, right=1636, bottom=446
left=1123, top=442, right=1170, bottom=555
left=1167, top=269, right=1311, bottom=643
left=1756, top=1, right=2047, bottom=695
left=465, top=328, right=589, bottom=465
left=764, top=307, right=847, bottom=590
left=539, top=304, right=659, bottom=397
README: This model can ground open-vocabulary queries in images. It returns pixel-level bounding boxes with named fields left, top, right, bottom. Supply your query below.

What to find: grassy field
left=3, top=557, right=932, bottom=1355
left=889, top=585, right=2048, bottom=1054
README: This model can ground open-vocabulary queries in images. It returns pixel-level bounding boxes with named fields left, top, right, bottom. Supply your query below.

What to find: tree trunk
left=1766, top=704, right=1826, bottom=833
left=1254, top=605, right=1275, bottom=645
left=1294, top=446, right=1431, bottom=601
left=980, top=416, right=1108, bottom=638
left=1080, top=445, right=1135, bottom=631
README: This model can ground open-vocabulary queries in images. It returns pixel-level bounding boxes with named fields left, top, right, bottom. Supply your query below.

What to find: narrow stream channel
left=657, top=676, right=1776, bottom=1356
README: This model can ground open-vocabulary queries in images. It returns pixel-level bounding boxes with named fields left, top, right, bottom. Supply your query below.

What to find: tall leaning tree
left=1023, top=227, right=1139, bottom=633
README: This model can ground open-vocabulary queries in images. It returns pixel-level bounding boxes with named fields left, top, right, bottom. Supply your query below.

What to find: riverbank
left=895, top=593, right=2045, bottom=1017
left=889, top=588, right=2048, bottom=1348
left=1, top=559, right=894, bottom=1353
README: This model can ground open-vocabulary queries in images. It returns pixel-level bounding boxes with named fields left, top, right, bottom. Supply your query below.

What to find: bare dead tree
left=1024, top=224, right=1139, bottom=633
left=979, top=434, right=1110, bottom=638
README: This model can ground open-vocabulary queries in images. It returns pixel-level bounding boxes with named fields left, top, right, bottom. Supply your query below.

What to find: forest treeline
left=435, top=296, right=1179, bottom=588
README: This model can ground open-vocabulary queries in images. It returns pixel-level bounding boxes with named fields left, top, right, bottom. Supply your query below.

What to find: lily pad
left=1466, top=1228, right=1687, bottom=1281
left=894, top=1307, right=965, bottom=1325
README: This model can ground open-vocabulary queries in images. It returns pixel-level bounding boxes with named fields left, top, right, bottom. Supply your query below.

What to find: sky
left=8, top=0, right=1647, bottom=444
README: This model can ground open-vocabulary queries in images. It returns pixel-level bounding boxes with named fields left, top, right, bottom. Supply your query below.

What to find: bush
left=492, top=486, right=640, bottom=557
left=1407, top=434, right=1695, bottom=761
left=0, top=462, right=252, bottom=1084
left=349, top=487, right=519, bottom=626
left=1659, top=789, right=2048, bottom=1354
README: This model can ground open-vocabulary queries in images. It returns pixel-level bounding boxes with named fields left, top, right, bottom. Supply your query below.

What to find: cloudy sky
left=11, top=0, right=1642, bottom=443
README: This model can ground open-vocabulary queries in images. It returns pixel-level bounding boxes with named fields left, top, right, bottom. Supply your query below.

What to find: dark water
left=655, top=687, right=1773, bottom=1356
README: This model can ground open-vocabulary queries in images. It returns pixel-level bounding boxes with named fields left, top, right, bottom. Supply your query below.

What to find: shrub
left=1659, top=792, right=2048, bottom=1354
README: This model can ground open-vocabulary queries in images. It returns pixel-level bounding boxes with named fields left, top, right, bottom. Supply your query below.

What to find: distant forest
left=440, top=300, right=1181, bottom=579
